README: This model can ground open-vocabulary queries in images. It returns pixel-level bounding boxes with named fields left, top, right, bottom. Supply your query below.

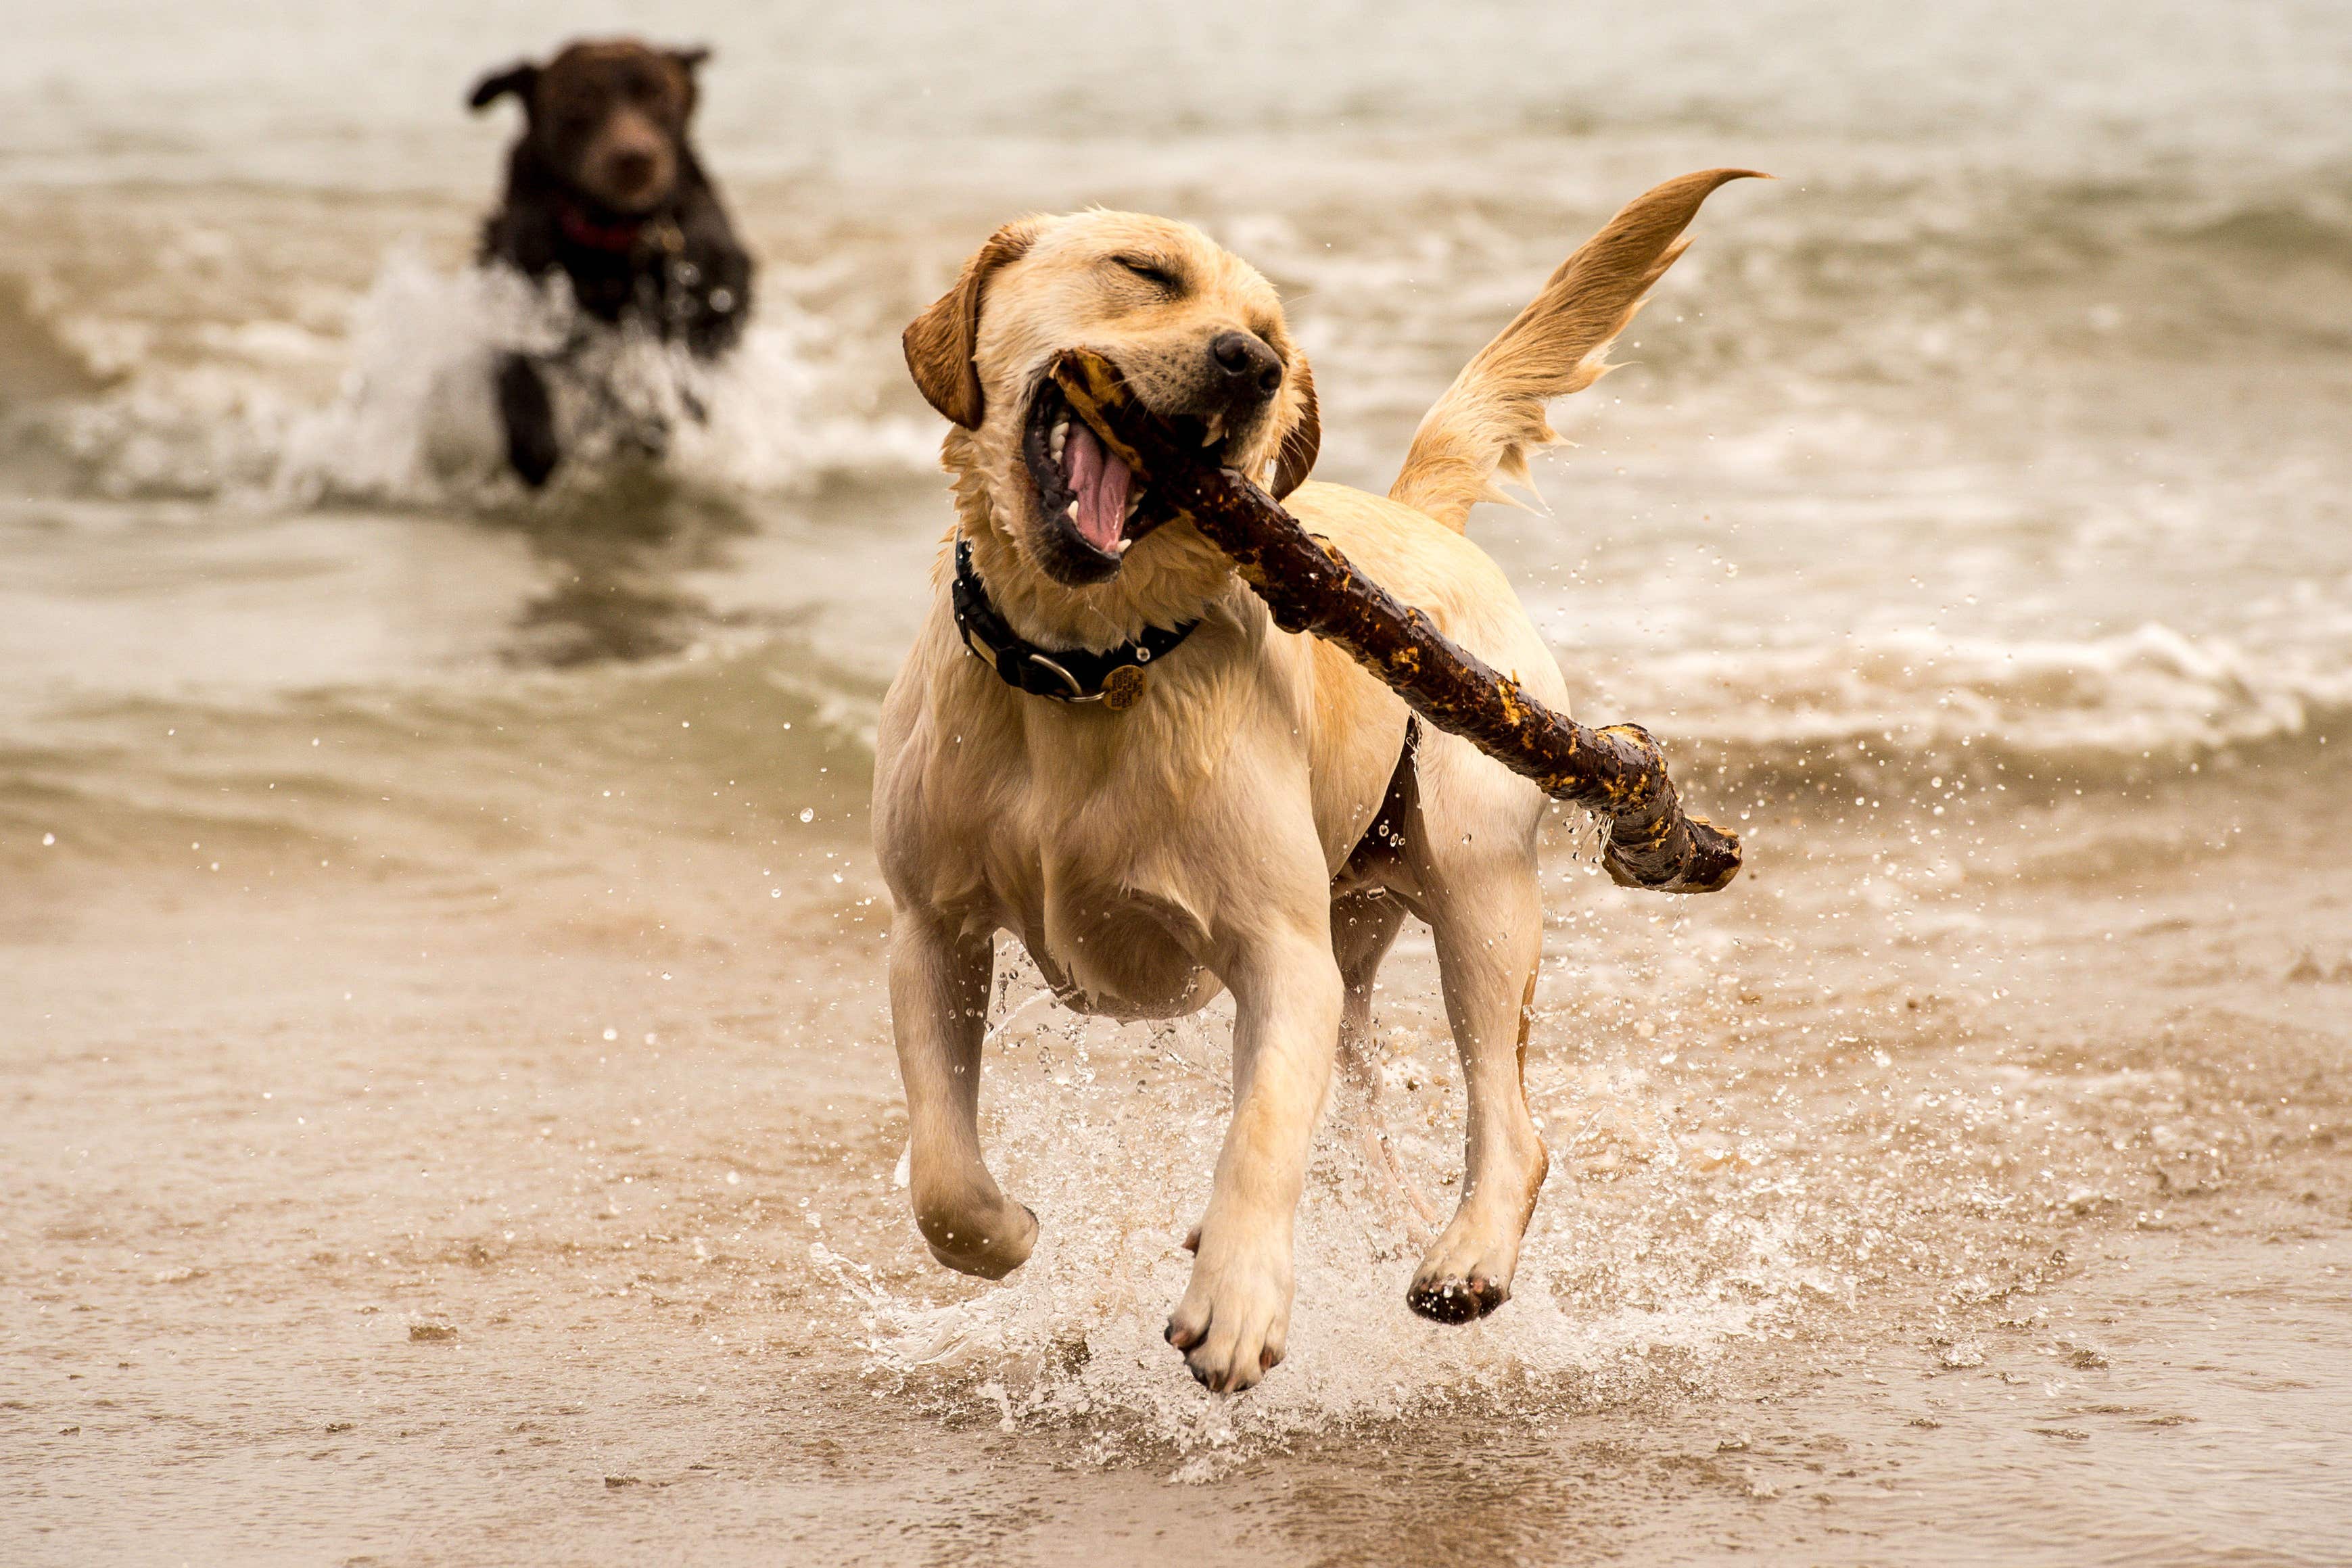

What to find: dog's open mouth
left=1023, top=373, right=1225, bottom=581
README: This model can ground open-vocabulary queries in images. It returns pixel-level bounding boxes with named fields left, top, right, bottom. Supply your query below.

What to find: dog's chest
left=987, top=723, right=1232, bottom=1014
left=898, top=667, right=1265, bottom=1011
left=1025, top=886, right=1221, bottom=1020
left=889, top=617, right=1401, bottom=1012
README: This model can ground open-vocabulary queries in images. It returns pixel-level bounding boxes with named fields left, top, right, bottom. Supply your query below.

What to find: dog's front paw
left=916, top=1195, right=1038, bottom=1281
left=1165, top=1224, right=1292, bottom=1393
left=493, top=355, right=560, bottom=488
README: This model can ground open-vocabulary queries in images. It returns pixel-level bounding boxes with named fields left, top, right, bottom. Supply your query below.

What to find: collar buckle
left=1023, top=652, right=1096, bottom=703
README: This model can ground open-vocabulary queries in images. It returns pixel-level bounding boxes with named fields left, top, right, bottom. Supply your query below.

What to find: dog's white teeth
left=1112, top=538, right=1131, bottom=556
left=1201, top=415, right=1224, bottom=449
left=1050, top=419, right=1068, bottom=464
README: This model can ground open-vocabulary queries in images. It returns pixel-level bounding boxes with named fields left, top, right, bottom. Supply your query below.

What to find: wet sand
left=8, top=753, right=2349, bottom=1565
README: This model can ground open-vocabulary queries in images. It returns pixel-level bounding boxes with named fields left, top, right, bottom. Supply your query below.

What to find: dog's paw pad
left=1406, top=1273, right=1508, bottom=1324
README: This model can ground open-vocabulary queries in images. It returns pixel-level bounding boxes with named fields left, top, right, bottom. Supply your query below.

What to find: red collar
left=558, top=205, right=649, bottom=254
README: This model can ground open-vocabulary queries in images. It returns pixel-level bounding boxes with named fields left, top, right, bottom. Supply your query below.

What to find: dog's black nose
left=1209, top=331, right=1284, bottom=402
left=607, top=149, right=657, bottom=185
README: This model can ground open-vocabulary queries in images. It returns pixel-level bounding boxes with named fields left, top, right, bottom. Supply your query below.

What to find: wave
left=0, top=634, right=885, bottom=874
left=1610, top=620, right=2352, bottom=797
left=8, top=156, right=2349, bottom=508
left=11, top=609, right=2343, bottom=890
left=0, top=272, right=114, bottom=409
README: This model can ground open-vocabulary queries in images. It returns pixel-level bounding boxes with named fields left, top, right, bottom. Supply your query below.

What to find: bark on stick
left=1051, top=348, right=1741, bottom=895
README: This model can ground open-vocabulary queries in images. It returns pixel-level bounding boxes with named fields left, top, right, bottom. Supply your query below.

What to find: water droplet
left=602, top=1027, right=617, bottom=1041
left=799, top=808, right=814, bottom=824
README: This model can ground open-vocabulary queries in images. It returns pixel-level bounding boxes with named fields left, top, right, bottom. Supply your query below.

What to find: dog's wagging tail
left=1050, top=344, right=1742, bottom=895
left=1392, top=166, right=1769, bottom=531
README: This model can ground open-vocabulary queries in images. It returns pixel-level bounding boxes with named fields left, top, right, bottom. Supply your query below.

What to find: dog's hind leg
left=889, top=911, right=1038, bottom=1279
left=1399, top=738, right=1551, bottom=1323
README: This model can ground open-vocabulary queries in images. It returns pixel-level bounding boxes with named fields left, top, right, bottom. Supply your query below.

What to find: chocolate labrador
left=469, top=38, right=754, bottom=486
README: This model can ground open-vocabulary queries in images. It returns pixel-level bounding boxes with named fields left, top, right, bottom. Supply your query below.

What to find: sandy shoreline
left=9, top=753, right=2351, bottom=1564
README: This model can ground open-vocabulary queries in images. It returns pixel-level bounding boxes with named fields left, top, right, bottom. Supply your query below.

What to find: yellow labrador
left=874, top=171, right=1757, bottom=1392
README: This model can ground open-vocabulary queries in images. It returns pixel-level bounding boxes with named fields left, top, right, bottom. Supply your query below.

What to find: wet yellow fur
left=876, top=173, right=1758, bottom=1391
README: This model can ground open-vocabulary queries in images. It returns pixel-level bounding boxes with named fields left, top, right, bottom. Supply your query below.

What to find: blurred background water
left=4, top=4, right=2350, bottom=1564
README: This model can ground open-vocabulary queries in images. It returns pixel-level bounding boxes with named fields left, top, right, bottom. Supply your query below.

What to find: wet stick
left=1050, top=347, right=1741, bottom=895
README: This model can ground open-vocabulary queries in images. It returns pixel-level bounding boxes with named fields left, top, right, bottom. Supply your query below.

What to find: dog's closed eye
left=1110, top=255, right=1181, bottom=293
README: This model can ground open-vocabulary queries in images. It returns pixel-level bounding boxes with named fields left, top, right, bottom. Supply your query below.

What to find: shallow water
left=4, top=2, right=2351, bottom=1563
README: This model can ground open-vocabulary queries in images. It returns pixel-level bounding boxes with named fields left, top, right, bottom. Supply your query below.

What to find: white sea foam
left=1620, top=621, right=2352, bottom=770
left=271, top=248, right=934, bottom=506
left=11, top=245, right=931, bottom=508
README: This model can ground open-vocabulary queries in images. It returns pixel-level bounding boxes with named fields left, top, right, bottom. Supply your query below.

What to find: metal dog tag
left=1101, top=665, right=1148, bottom=712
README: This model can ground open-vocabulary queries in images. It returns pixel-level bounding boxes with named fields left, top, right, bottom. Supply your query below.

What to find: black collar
left=951, top=539, right=1198, bottom=709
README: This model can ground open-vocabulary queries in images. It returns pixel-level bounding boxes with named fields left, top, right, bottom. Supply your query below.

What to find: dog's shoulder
left=479, top=141, right=562, bottom=271
left=669, top=151, right=739, bottom=239
left=667, top=152, right=748, bottom=285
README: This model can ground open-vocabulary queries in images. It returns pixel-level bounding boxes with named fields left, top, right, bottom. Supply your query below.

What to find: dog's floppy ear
left=468, top=61, right=539, bottom=112
left=668, top=46, right=711, bottom=115
left=903, top=218, right=1045, bottom=429
left=1271, top=354, right=1320, bottom=500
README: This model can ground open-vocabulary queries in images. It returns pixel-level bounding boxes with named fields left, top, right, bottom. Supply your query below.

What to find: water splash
left=820, top=954, right=1805, bottom=1476
left=7, top=243, right=933, bottom=508
left=273, top=247, right=934, bottom=507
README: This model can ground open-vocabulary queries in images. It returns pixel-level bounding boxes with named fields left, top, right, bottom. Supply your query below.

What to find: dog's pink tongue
left=1063, top=419, right=1131, bottom=554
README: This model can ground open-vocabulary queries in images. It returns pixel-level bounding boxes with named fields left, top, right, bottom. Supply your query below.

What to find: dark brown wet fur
left=468, top=38, right=755, bottom=485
